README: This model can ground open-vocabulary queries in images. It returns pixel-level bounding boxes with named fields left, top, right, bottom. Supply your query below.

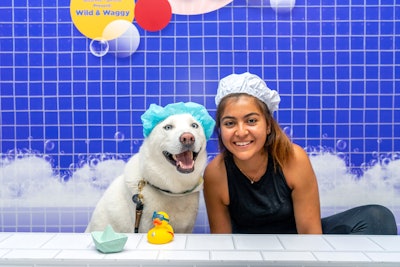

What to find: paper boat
left=91, top=225, right=128, bottom=253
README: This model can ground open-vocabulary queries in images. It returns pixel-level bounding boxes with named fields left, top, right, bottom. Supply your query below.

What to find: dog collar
left=131, top=178, right=203, bottom=232
left=144, top=178, right=203, bottom=196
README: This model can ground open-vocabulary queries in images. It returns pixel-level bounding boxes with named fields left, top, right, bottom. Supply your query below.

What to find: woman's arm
left=283, top=144, right=323, bottom=234
left=203, top=154, right=232, bottom=233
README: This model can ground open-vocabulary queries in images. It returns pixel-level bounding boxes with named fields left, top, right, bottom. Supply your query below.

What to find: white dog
left=85, top=102, right=215, bottom=233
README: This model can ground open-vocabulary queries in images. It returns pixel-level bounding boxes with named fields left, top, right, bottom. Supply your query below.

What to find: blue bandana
left=141, top=102, right=216, bottom=140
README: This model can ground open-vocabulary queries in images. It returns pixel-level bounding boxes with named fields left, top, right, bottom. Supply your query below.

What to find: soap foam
left=1, top=151, right=399, bottom=210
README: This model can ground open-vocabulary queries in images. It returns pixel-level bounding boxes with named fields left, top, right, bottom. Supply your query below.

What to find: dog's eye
left=191, top=123, right=199, bottom=129
left=164, top=125, right=173, bottom=130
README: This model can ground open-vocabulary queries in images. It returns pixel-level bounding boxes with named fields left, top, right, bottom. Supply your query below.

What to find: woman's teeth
left=235, top=142, right=250, bottom=146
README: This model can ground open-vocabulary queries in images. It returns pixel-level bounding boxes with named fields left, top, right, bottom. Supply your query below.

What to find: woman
left=204, top=72, right=397, bottom=234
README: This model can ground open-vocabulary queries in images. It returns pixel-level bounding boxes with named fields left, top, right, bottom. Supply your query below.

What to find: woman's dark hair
left=215, top=93, right=293, bottom=169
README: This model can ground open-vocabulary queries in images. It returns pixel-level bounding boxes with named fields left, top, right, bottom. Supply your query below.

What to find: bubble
left=78, top=160, right=87, bottom=168
left=89, top=37, right=109, bottom=57
left=69, top=163, right=78, bottom=172
left=103, top=20, right=140, bottom=58
left=133, top=139, right=140, bottom=145
left=336, top=152, right=347, bottom=160
left=283, top=126, right=293, bottom=138
left=270, top=0, right=296, bottom=13
left=382, top=157, right=391, bottom=166
left=360, top=162, right=369, bottom=171
left=379, top=153, right=388, bottom=161
left=336, top=140, right=347, bottom=151
left=309, top=151, right=320, bottom=157
left=44, top=140, right=55, bottom=151
left=60, top=173, right=70, bottom=183
left=369, top=159, right=378, bottom=166
left=42, top=154, right=53, bottom=163
left=351, top=168, right=363, bottom=178
left=89, top=158, right=100, bottom=167
left=114, top=131, right=125, bottom=142
left=101, top=153, right=112, bottom=161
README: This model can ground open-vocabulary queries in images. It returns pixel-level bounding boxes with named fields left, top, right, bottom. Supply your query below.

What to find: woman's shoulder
left=286, top=143, right=309, bottom=162
left=204, top=154, right=226, bottom=180
left=205, top=154, right=225, bottom=172
left=281, top=143, right=315, bottom=187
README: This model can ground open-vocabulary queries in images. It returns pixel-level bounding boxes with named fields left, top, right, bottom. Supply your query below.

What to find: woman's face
left=219, top=95, right=270, bottom=162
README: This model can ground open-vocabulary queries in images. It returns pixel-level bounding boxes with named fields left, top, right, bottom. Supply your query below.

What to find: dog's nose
left=180, top=132, right=195, bottom=146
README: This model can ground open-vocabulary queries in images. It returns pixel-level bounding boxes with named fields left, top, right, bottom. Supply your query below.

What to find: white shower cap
left=215, top=72, right=281, bottom=113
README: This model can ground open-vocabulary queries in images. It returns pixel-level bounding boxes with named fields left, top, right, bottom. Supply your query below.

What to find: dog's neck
left=131, top=177, right=203, bottom=233
left=144, top=178, right=203, bottom=196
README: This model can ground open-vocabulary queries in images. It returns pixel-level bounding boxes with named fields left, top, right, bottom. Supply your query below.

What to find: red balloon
left=134, top=0, right=172, bottom=32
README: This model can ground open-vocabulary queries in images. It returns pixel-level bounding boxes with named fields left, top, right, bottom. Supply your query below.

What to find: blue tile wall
left=0, top=0, right=399, bottom=232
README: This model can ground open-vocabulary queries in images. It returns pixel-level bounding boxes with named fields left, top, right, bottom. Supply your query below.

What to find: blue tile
left=278, top=37, right=291, bottom=50
left=0, top=23, right=12, bottom=37
left=336, top=125, right=350, bottom=138
left=29, top=129, right=44, bottom=145
left=89, top=126, right=102, bottom=138
left=278, top=66, right=292, bottom=80
left=292, top=22, right=306, bottom=35
left=0, top=8, right=12, bottom=21
left=336, top=6, right=350, bottom=20
left=380, top=66, right=394, bottom=79
left=321, top=96, right=334, bottom=109
left=350, top=110, right=363, bottom=125
left=380, top=81, right=395, bottom=94
left=45, top=113, right=58, bottom=126
left=308, top=81, right=322, bottom=96
left=15, top=127, right=30, bottom=139
left=1, top=53, right=13, bottom=66
left=350, top=81, right=365, bottom=94
left=30, top=112, right=44, bottom=125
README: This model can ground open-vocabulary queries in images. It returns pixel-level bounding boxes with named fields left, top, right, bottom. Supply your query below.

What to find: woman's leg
left=321, top=205, right=398, bottom=235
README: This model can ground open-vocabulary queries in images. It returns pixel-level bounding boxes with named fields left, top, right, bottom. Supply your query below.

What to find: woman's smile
left=234, top=141, right=252, bottom=146
left=220, top=96, right=268, bottom=162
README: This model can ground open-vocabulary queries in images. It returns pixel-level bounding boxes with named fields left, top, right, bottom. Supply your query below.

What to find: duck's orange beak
left=153, top=218, right=162, bottom=226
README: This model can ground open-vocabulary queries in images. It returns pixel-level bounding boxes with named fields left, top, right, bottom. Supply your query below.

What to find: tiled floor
left=0, top=232, right=399, bottom=266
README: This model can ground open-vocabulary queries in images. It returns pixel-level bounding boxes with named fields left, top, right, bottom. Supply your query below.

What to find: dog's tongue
left=175, top=151, right=194, bottom=170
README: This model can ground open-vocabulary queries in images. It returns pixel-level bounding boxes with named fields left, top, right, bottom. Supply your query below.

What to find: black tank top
left=225, top=154, right=297, bottom=234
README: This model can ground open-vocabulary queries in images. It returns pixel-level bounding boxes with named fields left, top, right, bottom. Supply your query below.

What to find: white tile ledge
left=0, top=233, right=399, bottom=266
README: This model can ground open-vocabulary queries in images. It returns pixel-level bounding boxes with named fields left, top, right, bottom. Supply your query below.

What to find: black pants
left=321, top=205, right=398, bottom=235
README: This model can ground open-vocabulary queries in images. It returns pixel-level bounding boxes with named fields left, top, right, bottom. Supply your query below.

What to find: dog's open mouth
left=163, top=150, right=199, bottom=173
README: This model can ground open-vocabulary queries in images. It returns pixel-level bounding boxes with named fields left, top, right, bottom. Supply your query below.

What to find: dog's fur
left=85, top=113, right=208, bottom=233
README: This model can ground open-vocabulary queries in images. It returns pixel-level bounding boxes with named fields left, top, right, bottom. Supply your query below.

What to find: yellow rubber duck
left=147, top=211, right=174, bottom=244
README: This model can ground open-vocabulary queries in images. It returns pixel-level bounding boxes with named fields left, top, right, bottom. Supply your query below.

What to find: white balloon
left=103, top=20, right=141, bottom=58
left=270, top=0, right=296, bottom=13
left=169, top=0, right=232, bottom=15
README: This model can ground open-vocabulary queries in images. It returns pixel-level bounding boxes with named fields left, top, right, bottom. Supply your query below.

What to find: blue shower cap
left=141, top=102, right=216, bottom=140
